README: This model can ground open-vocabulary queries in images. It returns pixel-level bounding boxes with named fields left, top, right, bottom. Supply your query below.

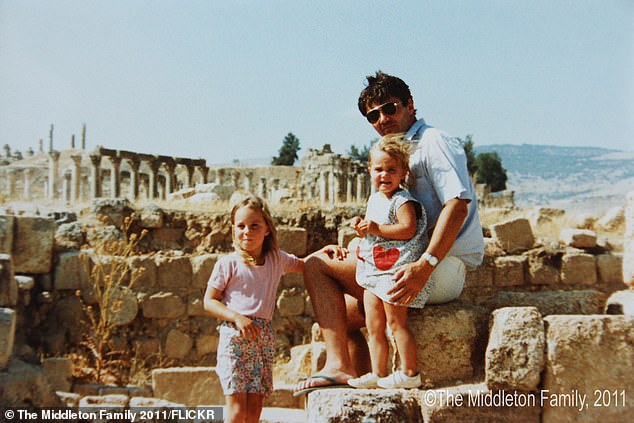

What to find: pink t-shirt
left=207, top=249, right=300, bottom=320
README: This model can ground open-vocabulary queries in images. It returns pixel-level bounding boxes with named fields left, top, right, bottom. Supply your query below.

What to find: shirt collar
left=405, top=118, right=428, bottom=141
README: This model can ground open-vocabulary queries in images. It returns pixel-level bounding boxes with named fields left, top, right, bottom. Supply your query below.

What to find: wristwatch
left=421, top=252, right=439, bottom=267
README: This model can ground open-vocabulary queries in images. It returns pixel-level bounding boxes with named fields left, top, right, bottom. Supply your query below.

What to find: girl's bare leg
left=246, top=393, right=264, bottom=423
left=383, top=303, right=418, bottom=376
left=364, top=290, right=389, bottom=376
left=225, top=394, right=247, bottom=423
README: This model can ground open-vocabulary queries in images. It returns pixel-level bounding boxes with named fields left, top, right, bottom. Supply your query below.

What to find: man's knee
left=426, top=256, right=466, bottom=304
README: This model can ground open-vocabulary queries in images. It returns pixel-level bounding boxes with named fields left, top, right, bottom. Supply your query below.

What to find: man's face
left=366, top=97, right=416, bottom=136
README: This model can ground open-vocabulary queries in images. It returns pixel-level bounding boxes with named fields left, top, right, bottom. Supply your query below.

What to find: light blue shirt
left=405, top=118, right=484, bottom=268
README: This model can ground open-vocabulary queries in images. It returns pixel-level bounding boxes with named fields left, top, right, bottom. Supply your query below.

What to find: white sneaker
left=377, top=371, right=422, bottom=389
left=348, top=373, right=380, bottom=388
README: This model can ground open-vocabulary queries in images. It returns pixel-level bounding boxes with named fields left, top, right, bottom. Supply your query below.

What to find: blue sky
left=1, top=0, right=632, bottom=165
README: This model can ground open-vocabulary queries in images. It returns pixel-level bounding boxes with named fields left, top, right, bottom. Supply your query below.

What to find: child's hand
left=355, top=219, right=378, bottom=237
left=235, top=314, right=259, bottom=340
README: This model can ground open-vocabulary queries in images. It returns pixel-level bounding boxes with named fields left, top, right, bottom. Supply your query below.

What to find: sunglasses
left=366, top=102, right=399, bottom=124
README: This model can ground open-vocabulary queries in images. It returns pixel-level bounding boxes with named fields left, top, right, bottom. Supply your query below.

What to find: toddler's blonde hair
left=368, top=133, right=413, bottom=188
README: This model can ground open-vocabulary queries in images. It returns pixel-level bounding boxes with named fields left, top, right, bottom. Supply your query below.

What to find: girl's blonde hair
left=369, top=133, right=413, bottom=187
left=230, top=195, right=278, bottom=265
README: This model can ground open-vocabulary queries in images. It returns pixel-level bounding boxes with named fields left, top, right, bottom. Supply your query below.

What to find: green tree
left=459, top=134, right=478, bottom=176
left=347, top=138, right=378, bottom=163
left=272, top=132, right=301, bottom=165
left=475, top=151, right=508, bottom=192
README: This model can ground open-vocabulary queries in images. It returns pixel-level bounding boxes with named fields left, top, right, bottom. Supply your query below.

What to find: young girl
left=203, top=196, right=340, bottom=422
left=348, top=134, right=433, bottom=390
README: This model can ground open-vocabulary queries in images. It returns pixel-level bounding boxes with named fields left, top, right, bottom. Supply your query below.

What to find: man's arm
left=387, top=198, right=468, bottom=303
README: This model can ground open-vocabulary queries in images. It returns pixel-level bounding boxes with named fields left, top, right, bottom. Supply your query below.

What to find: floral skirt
left=215, top=318, right=275, bottom=396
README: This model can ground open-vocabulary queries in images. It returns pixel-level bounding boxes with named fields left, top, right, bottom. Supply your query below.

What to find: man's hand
left=321, top=244, right=349, bottom=261
left=387, top=261, right=434, bottom=305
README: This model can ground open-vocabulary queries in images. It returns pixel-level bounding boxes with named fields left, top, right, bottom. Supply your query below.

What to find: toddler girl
left=348, top=134, right=433, bottom=389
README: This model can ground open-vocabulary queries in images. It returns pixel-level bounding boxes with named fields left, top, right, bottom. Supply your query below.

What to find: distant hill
left=474, top=144, right=634, bottom=213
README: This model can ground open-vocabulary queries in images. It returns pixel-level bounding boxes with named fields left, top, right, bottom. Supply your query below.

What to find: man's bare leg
left=295, top=248, right=368, bottom=391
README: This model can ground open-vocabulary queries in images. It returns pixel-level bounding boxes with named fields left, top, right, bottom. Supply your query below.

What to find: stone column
left=232, top=171, right=240, bottom=189
left=356, top=173, right=364, bottom=202
left=147, top=161, right=160, bottom=200
left=109, top=156, right=122, bottom=198
left=23, top=168, right=32, bottom=200
left=5, top=169, right=16, bottom=198
left=208, top=169, right=217, bottom=184
left=89, top=153, right=102, bottom=199
left=126, top=158, right=140, bottom=200
left=243, top=171, right=254, bottom=193
left=70, top=134, right=75, bottom=149
left=70, top=155, right=82, bottom=201
left=217, top=169, right=226, bottom=185
left=345, top=174, right=352, bottom=203
left=319, top=171, right=328, bottom=205
left=48, top=151, right=60, bottom=200
left=62, top=169, right=72, bottom=202
left=38, top=139, right=44, bottom=154
left=163, top=161, right=176, bottom=195
left=198, top=166, right=209, bottom=184
left=330, top=171, right=338, bottom=206
left=258, top=177, right=267, bottom=199
left=185, top=166, right=195, bottom=188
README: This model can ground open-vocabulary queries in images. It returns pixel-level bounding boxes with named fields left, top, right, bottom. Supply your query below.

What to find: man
left=294, top=71, right=484, bottom=394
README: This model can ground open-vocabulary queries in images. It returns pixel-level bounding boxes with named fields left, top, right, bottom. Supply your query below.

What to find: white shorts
left=425, top=256, right=466, bottom=304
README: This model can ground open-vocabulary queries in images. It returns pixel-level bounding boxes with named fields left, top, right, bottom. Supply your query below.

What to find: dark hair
left=358, top=71, right=415, bottom=116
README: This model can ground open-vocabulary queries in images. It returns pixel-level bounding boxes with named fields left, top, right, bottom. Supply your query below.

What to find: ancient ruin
left=0, top=139, right=631, bottom=422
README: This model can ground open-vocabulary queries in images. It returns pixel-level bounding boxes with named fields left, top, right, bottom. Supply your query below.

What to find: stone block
left=156, top=255, right=192, bottom=288
left=480, top=290, right=606, bottom=316
left=195, top=334, right=218, bottom=356
left=527, top=207, right=565, bottom=228
left=128, top=255, right=157, bottom=290
left=79, top=394, right=129, bottom=407
left=56, top=391, right=80, bottom=407
left=560, top=228, right=597, bottom=249
left=485, top=307, right=544, bottom=391
left=280, top=272, right=304, bottom=289
left=104, top=286, right=138, bottom=326
left=149, top=228, right=185, bottom=250
left=139, top=204, right=164, bottom=228
left=0, top=359, right=61, bottom=407
left=605, top=290, right=634, bottom=316
left=133, top=338, right=161, bottom=358
left=165, top=329, right=193, bottom=359
left=278, top=226, right=307, bottom=256
left=526, top=253, right=560, bottom=285
left=54, top=251, right=89, bottom=290
left=307, top=388, right=421, bottom=422
left=0, top=215, right=14, bottom=254
left=464, top=258, right=494, bottom=288
left=141, top=292, right=186, bottom=319
left=421, top=383, right=541, bottom=423
left=190, top=253, right=219, bottom=288
left=12, top=216, right=55, bottom=274
left=187, top=296, right=207, bottom=317
left=152, top=367, right=224, bottom=406
left=596, top=253, right=623, bottom=284
left=561, top=253, right=596, bottom=285
left=0, top=308, right=16, bottom=369
left=41, top=357, right=73, bottom=392
left=490, top=218, right=535, bottom=253
left=625, top=238, right=634, bottom=287
left=543, top=315, right=634, bottom=422
left=493, top=256, right=526, bottom=286
left=265, top=384, right=303, bottom=409
left=277, top=289, right=305, bottom=317
left=0, top=254, right=17, bottom=307
left=409, top=302, right=488, bottom=384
